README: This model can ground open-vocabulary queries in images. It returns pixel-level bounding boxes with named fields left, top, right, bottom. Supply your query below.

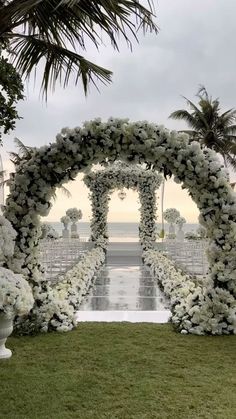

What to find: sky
left=1, top=0, right=236, bottom=223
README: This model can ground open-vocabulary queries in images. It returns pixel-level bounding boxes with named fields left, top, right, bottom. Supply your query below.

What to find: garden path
left=76, top=243, right=171, bottom=322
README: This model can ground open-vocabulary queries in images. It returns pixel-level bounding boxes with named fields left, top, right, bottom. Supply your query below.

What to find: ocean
left=48, top=222, right=199, bottom=242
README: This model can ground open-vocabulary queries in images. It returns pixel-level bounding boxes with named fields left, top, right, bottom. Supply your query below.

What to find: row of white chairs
left=163, top=240, right=209, bottom=275
left=39, top=238, right=94, bottom=282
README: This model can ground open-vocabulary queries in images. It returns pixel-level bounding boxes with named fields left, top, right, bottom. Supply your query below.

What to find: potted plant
left=0, top=216, right=34, bottom=359
left=0, top=268, right=34, bottom=359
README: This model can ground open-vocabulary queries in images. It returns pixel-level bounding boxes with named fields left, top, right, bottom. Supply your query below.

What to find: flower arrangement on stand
left=0, top=216, right=34, bottom=357
left=163, top=208, right=180, bottom=237
left=0, top=268, right=34, bottom=358
left=60, top=215, right=71, bottom=239
left=66, top=208, right=82, bottom=238
left=40, top=223, right=59, bottom=240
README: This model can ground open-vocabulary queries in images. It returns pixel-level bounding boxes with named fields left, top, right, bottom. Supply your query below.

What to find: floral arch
left=4, top=117, right=236, bottom=335
left=83, top=162, right=163, bottom=249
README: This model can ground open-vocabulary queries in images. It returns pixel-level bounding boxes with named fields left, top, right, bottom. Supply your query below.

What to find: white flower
left=3, top=117, right=236, bottom=335
left=0, top=267, right=34, bottom=318
left=60, top=215, right=71, bottom=226
left=164, top=208, right=180, bottom=224
left=66, top=208, right=82, bottom=222
left=0, top=216, right=17, bottom=264
left=175, top=216, right=186, bottom=226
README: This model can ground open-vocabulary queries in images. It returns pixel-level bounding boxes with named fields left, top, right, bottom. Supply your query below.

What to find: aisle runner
left=76, top=243, right=171, bottom=323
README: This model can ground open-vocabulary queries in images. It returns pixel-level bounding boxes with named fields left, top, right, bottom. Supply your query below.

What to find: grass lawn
left=1, top=323, right=236, bottom=419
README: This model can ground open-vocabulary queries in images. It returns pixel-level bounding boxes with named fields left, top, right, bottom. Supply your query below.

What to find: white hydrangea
left=164, top=208, right=180, bottom=224
left=0, top=267, right=34, bottom=319
left=175, top=216, right=186, bottom=226
left=66, top=208, right=82, bottom=222
left=0, top=216, right=17, bottom=265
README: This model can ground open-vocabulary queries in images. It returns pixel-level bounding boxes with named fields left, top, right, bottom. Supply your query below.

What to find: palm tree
left=169, top=86, right=236, bottom=170
left=0, top=0, right=158, bottom=97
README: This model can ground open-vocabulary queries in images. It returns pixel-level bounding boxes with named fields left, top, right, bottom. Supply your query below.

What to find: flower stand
left=0, top=313, right=13, bottom=359
left=71, top=222, right=79, bottom=239
left=176, top=225, right=184, bottom=241
left=169, top=223, right=175, bottom=235
left=62, top=226, right=69, bottom=239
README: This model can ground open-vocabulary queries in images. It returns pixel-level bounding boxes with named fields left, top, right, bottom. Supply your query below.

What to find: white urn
left=0, top=313, right=13, bottom=359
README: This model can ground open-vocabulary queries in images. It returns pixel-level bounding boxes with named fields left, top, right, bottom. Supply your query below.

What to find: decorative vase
left=71, top=222, right=79, bottom=239
left=0, top=313, right=13, bottom=359
left=176, top=225, right=184, bottom=241
left=62, top=225, right=69, bottom=239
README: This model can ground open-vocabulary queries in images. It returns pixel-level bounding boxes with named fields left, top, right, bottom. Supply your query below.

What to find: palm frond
left=1, top=0, right=158, bottom=96
left=59, top=186, right=72, bottom=198
left=169, top=109, right=203, bottom=131
left=52, top=184, right=72, bottom=202
left=14, top=137, right=33, bottom=156
left=181, top=96, right=209, bottom=129
left=10, top=34, right=112, bottom=96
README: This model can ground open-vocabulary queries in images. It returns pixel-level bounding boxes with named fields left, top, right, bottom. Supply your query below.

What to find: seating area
left=39, top=239, right=94, bottom=282
left=163, top=239, right=209, bottom=275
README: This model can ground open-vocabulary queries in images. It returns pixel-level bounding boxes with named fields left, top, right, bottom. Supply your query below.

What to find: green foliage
left=0, top=55, right=24, bottom=145
left=0, top=0, right=158, bottom=97
left=169, top=86, right=236, bottom=170
left=1, top=324, right=236, bottom=418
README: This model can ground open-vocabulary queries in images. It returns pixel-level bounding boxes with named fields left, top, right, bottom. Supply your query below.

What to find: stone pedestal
left=71, top=222, right=79, bottom=239
left=176, top=225, right=184, bottom=241
left=0, top=314, right=13, bottom=359
left=62, top=227, right=69, bottom=239
left=169, top=223, right=175, bottom=235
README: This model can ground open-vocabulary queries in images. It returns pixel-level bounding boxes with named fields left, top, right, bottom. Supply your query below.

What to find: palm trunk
left=160, top=179, right=165, bottom=241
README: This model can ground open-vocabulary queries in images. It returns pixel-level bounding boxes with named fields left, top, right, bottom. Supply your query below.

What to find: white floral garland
left=0, top=215, right=17, bottom=264
left=84, top=162, right=163, bottom=250
left=14, top=247, right=105, bottom=333
left=3, top=117, right=236, bottom=334
left=144, top=250, right=236, bottom=335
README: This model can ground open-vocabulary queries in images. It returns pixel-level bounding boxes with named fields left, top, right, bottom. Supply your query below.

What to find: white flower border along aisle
left=14, top=247, right=105, bottom=334
left=83, top=162, right=163, bottom=250
left=143, top=250, right=236, bottom=335
left=4, top=117, right=236, bottom=335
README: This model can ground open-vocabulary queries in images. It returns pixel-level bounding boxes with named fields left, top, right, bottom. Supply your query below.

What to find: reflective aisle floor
left=79, top=265, right=170, bottom=311
left=76, top=247, right=171, bottom=322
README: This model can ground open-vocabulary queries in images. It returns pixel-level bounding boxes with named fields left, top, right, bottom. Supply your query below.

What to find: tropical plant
left=0, top=55, right=24, bottom=144
left=0, top=0, right=158, bottom=97
left=169, top=86, right=236, bottom=170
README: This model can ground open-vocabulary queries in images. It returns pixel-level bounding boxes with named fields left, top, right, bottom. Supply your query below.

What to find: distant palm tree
left=0, top=0, right=158, bottom=97
left=169, top=86, right=236, bottom=170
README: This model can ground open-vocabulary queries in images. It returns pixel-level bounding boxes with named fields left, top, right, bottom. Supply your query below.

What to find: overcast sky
left=1, top=0, right=236, bottom=223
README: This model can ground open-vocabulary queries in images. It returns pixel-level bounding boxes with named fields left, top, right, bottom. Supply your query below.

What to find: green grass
left=1, top=324, right=236, bottom=419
